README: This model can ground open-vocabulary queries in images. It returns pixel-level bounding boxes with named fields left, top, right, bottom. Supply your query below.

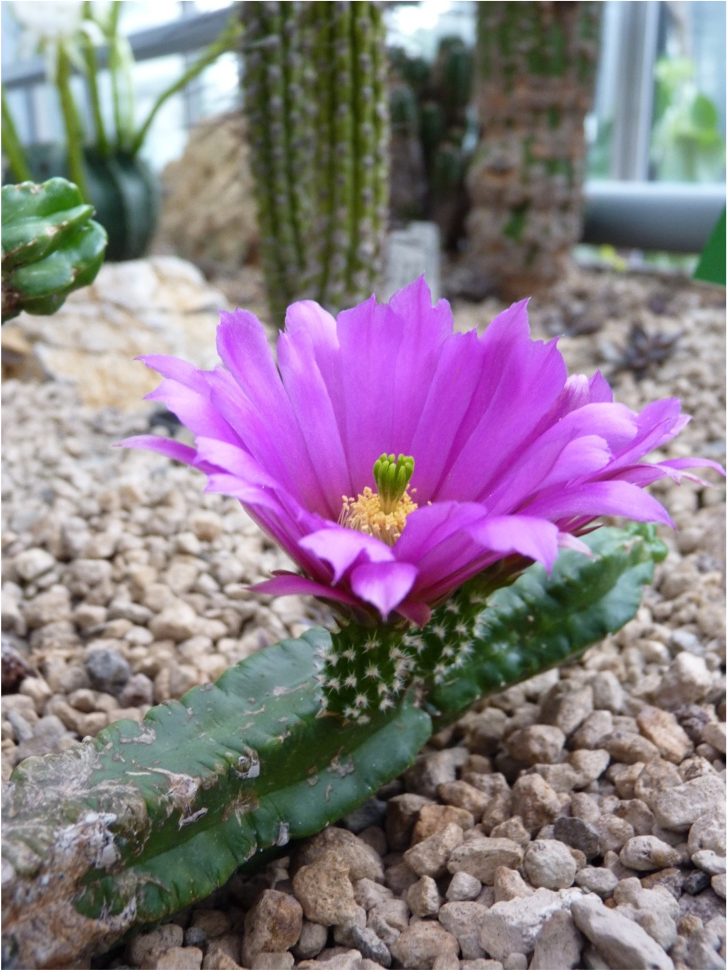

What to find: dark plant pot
left=19, top=145, right=160, bottom=262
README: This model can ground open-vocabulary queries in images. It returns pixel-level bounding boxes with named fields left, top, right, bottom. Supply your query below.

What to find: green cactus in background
left=242, top=1, right=388, bottom=326
left=2, top=178, right=107, bottom=323
left=466, top=1, right=601, bottom=299
left=2, top=524, right=665, bottom=967
left=388, top=36, right=474, bottom=247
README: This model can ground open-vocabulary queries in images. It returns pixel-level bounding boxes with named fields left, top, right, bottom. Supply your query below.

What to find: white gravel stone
left=446, top=871, right=482, bottom=901
left=14, top=548, right=56, bottom=582
left=650, top=773, right=725, bottom=831
left=478, top=887, right=583, bottom=961
left=571, top=895, right=674, bottom=970
left=447, top=838, right=524, bottom=885
left=523, top=839, right=577, bottom=889
left=651, top=653, right=713, bottom=708
left=619, top=836, right=681, bottom=871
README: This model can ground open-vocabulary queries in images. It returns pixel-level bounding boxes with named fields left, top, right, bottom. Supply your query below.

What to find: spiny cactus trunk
left=466, top=1, right=600, bottom=299
left=242, top=1, right=389, bottom=326
left=1, top=525, right=663, bottom=969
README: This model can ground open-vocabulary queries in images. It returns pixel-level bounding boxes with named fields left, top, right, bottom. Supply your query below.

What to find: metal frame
left=1, top=8, right=232, bottom=90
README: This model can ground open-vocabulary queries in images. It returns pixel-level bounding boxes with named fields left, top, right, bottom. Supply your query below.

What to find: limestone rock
left=571, top=894, right=674, bottom=970
left=242, top=889, right=303, bottom=966
left=292, top=851, right=359, bottom=926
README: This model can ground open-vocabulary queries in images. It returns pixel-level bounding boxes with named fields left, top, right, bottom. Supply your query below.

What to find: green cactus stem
left=466, top=1, right=601, bottom=298
left=388, top=36, right=474, bottom=246
left=1, top=524, right=664, bottom=968
left=242, top=1, right=389, bottom=326
left=2, top=178, right=107, bottom=323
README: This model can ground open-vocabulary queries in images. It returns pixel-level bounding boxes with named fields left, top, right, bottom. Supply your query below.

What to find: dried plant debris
left=611, top=322, right=683, bottom=381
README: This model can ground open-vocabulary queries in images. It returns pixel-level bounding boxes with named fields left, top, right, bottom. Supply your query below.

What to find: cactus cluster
left=242, top=1, right=388, bottom=325
left=2, top=524, right=665, bottom=967
left=1, top=178, right=107, bottom=323
left=388, top=37, right=474, bottom=247
left=466, top=1, right=601, bottom=299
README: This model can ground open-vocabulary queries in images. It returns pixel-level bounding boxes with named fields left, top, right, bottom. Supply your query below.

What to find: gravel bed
left=2, top=265, right=725, bottom=970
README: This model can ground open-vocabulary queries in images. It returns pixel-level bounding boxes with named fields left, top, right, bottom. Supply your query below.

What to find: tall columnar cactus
left=242, top=1, right=389, bottom=325
left=2, top=524, right=665, bottom=968
left=1, top=178, right=107, bottom=323
left=466, top=2, right=601, bottom=299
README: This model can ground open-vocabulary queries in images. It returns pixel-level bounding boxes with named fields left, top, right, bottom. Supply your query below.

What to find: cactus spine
left=2, top=178, right=107, bottom=323
left=243, top=2, right=388, bottom=325
left=466, top=1, right=601, bottom=299
left=2, top=523, right=665, bottom=969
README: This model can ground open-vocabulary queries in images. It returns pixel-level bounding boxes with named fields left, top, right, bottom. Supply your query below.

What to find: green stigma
left=372, top=453, right=415, bottom=514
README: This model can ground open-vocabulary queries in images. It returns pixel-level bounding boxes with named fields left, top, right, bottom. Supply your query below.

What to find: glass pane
left=649, top=0, right=726, bottom=182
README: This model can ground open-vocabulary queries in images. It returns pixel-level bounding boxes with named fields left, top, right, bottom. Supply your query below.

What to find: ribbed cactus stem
left=321, top=524, right=665, bottom=721
left=242, top=1, right=388, bottom=325
left=2, top=179, right=107, bottom=323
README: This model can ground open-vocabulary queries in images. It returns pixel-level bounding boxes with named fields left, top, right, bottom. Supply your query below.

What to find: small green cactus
left=242, top=1, right=389, bottom=325
left=2, top=178, right=107, bottom=323
left=388, top=36, right=475, bottom=246
left=1, top=524, right=665, bottom=967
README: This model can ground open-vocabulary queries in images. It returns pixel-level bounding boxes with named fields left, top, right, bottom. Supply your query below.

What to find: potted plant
left=2, top=0, right=241, bottom=260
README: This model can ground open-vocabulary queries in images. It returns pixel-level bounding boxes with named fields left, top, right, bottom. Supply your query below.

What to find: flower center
left=340, top=453, right=417, bottom=546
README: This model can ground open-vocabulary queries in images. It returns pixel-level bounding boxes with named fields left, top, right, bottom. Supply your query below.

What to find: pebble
left=619, top=836, right=681, bottom=871
left=436, top=901, right=486, bottom=959
left=540, top=683, right=594, bottom=736
left=574, top=866, right=618, bottom=898
left=523, top=839, right=577, bottom=889
left=293, top=921, right=328, bottom=960
left=636, top=705, right=694, bottom=763
left=650, top=773, right=725, bottom=831
left=652, top=653, right=713, bottom=708
left=510, top=775, right=561, bottom=832
left=506, top=725, right=565, bottom=765
left=529, top=910, right=582, bottom=970
left=618, top=881, right=680, bottom=949
left=385, top=794, right=432, bottom=850
left=292, top=851, right=359, bottom=927
left=404, top=823, right=463, bottom=878
left=390, top=921, right=459, bottom=969
left=412, top=803, right=474, bottom=842
left=14, top=548, right=56, bottom=582
left=295, top=827, right=384, bottom=883
left=85, top=648, right=131, bottom=696
left=405, top=875, right=440, bottom=916
left=571, top=895, right=674, bottom=970
left=447, top=838, right=523, bottom=885
left=446, top=871, right=482, bottom=901
left=478, top=887, right=583, bottom=962
left=553, top=816, right=600, bottom=859
left=241, top=889, right=303, bottom=967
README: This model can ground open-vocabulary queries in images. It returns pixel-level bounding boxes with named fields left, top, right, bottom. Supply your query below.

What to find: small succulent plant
left=612, top=322, right=683, bottom=381
left=1, top=178, right=106, bottom=323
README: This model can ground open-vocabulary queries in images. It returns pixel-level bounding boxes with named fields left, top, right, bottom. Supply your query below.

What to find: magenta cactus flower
left=121, top=278, right=721, bottom=629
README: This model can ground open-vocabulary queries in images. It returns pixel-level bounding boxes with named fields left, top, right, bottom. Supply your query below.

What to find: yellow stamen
left=340, top=485, right=418, bottom=546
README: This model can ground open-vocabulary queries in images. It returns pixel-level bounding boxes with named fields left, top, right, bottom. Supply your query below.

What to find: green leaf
left=428, top=524, right=666, bottom=724
left=694, top=207, right=726, bottom=287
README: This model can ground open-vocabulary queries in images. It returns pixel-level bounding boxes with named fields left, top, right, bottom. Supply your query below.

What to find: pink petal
left=115, top=434, right=198, bottom=465
left=349, top=561, right=418, bottom=620
left=250, top=573, right=360, bottom=609
left=300, top=527, right=394, bottom=583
